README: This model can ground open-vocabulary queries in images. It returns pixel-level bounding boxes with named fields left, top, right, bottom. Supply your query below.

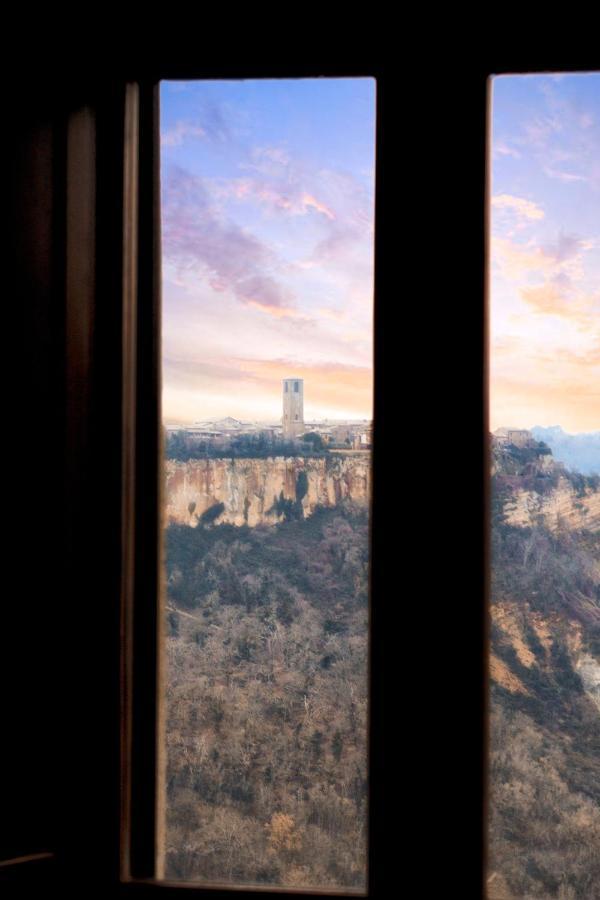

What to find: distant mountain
left=531, top=425, right=600, bottom=475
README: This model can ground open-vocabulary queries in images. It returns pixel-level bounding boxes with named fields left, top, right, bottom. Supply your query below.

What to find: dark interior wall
left=4, top=91, right=65, bottom=862
left=2, top=75, right=127, bottom=892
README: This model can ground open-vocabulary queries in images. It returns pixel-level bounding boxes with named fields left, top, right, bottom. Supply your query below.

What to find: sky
left=160, top=78, right=375, bottom=425
left=490, top=72, right=600, bottom=435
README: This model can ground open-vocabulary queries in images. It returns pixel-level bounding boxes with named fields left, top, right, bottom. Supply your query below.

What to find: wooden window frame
left=120, top=70, right=387, bottom=899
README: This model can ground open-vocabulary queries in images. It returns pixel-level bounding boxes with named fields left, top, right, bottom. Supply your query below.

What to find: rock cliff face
left=492, top=436, right=600, bottom=531
left=165, top=453, right=370, bottom=527
left=504, top=477, right=600, bottom=532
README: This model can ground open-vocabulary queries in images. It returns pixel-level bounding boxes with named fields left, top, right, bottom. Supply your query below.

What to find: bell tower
left=282, top=378, right=304, bottom=439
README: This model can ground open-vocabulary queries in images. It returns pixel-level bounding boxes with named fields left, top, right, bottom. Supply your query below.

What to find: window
left=160, top=77, right=375, bottom=892
left=487, top=71, right=600, bottom=898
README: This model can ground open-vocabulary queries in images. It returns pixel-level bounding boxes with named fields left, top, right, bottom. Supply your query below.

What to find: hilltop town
left=166, top=378, right=373, bottom=455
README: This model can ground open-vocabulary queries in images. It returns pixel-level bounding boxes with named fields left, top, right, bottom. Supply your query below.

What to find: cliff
left=165, top=453, right=370, bottom=527
left=492, top=436, right=600, bottom=531
left=504, top=477, right=600, bottom=532
left=489, top=444, right=600, bottom=897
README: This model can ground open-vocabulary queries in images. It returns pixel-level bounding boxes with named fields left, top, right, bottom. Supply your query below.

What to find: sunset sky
left=490, top=72, right=600, bottom=434
left=160, top=79, right=375, bottom=424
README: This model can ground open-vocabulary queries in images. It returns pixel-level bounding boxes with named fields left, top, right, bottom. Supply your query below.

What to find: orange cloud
left=224, top=179, right=335, bottom=220
left=301, top=193, right=336, bottom=220
left=491, top=335, right=600, bottom=433
left=246, top=300, right=302, bottom=319
left=519, top=283, right=597, bottom=326
left=491, top=376, right=600, bottom=434
left=491, top=236, right=555, bottom=279
left=233, top=357, right=373, bottom=416
left=520, top=283, right=568, bottom=314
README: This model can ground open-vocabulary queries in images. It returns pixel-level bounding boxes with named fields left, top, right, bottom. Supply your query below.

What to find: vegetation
left=198, top=502, right=226, bottom=527
left=493, top=441, right=600, bottom=497
left=166, top=431, right=329, bottom=461
left=489, top=457, right=600, bottom=899
left=300, top=432, right=325, bottom=451
left=164, top=501, right=369, bottom=889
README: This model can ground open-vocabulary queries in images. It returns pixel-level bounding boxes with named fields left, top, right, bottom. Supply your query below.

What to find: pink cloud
left=220, top=178, right=335, bottom=220
left=492, top=233, right=592, bottom=284
left=161, top=120, right=206, bottom=148
left=234, top=275, right=296, bottom=316
left=162, top=166, right=298, bottom=317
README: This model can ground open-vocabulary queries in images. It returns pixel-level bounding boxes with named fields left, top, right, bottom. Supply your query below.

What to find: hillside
left=492, top=438, right=600, bottom=532
left=164, top=500, right=369, bottom=889
left=488, top=438, right=600, bottom=899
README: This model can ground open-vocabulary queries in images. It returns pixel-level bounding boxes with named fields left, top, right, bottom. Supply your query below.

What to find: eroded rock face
left=576, top=653, right=600, bottom=712
left=504, top=477, right=600, bottom=532
left=164, top=454, right=370, bottom=527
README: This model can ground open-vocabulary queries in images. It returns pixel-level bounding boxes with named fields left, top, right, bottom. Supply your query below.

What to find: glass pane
left=488, top=72, right=600, bottom=899
left=159, top=78, right=375, bottom=891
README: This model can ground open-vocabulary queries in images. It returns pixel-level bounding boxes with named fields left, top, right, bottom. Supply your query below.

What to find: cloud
left=491, top=335, right=600, bottom=434
left=519, top=283, right=598, bottom=327
left=509, top=79, right=600, bottom=189
left=523, top=115, right=563, bottom=147
left=234, top=151, right=373, bottom=271
left=219, top=178, right=336, bottom=221
left=162, top=99, right=238, bottom=148
left=243, top=145, right=292, bottom=176
left=162, top=166, right=298, bottom=317
left=196, top=102, right=232, bottom=143
left=490, top=74, right=600, bottom=433
left=541, top=232, right=591, bottom=263
left=491, top=237, right=555, bottom=279
left=492, top=232, right=592, bottom=284
left=234, top=357, right=373, bottom=416
left=493, top=230, right=597, bottom=328
left=491, top=375, right=600, bottom=434
left=302, top=192, right=336, bottom=220
left=519, top=283, right=568, bottom=315
left=543, top=166, right=587, bottom=183
left=492, top=193, right=544, bottom=221
left=162, top=355, right=374, bottom=423
left=493, top=142, right=521, bottom=159
left=161, top=120, right=206, bottom=148
left=163, top=356, right=251, bottom=388
left=312, top=223, right=360, bottom=263
left=234, top=275, right=296, bottom=316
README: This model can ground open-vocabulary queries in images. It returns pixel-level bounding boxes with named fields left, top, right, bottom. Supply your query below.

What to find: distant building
left=493, top=427, right=534, bottom=448
left=282, top=378, right=305, bottom=439
left=352, top=429, right=372, bottom=450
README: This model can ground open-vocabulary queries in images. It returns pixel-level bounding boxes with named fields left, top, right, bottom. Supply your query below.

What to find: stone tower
left=282, top=378, right=305, bottom=439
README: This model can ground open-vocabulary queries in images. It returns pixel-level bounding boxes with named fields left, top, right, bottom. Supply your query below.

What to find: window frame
left=120, top=70, right=387, bottom=899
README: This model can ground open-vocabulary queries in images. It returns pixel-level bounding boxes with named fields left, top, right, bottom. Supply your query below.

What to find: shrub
left=199, top=502, right=225, bottom=526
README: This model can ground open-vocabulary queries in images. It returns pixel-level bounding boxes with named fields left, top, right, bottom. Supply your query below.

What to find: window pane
left=488, top=72, right=600, bottom=899
left=159, top=78, right=375, bottom=891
